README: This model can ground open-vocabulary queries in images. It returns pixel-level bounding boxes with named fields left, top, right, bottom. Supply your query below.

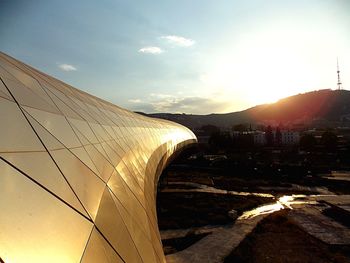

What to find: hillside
left=146, top=89, right=350, bottom=129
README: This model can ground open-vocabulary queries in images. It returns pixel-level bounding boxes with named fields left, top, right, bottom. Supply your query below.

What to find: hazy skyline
left=1, top=0, right=349, bottom=114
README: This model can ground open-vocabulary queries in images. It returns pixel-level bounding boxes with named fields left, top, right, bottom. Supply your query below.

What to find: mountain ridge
left=142, top=89, right=350, bottom=129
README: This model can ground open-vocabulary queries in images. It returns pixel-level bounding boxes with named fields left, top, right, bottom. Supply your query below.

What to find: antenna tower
left=337, top=58, right=343, bottom=90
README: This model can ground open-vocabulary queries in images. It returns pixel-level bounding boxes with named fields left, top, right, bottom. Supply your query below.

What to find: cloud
left=128, top=99, right=141, bottom=103
left=128, top=94, right=230, bottom=114
left=58, top=64, right=77, bottom=71
left=138, top=46, right=163, bottom=54
left=150, top=93, right=172, bottom=99
left=161, top=35, right=195, bottom=47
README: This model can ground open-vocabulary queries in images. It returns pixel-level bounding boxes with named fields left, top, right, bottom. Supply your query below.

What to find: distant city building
left=253, top=130, right=300, bottom=145
left=279, top=130, right=300, bottom=145
left=253, top=131, right=267, bottom=145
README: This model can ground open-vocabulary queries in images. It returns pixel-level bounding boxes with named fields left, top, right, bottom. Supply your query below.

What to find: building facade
left=253, top=130, right=300, bottom=145
left=0, top=52, right=196, bottom=263
left=280, top=130, right=300, bottom=145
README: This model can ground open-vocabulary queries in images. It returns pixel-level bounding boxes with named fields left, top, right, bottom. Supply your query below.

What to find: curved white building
left=0, top=52, right=196, bottom=263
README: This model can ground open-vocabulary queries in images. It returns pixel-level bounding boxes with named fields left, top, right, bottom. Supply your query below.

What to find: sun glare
left=199, top=20, right=345, bottom=112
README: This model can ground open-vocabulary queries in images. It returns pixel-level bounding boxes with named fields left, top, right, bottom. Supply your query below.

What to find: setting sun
left=199, top=17, right=348, bottom=112
left=1, top=0, right=349, bottom=115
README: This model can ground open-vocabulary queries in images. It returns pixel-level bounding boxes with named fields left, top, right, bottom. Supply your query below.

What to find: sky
left=1, top=0, right=349, bottom=114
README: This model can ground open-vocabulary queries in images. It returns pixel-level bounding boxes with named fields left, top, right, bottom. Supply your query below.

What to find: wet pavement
left=162, top=181, right=274, bottom=198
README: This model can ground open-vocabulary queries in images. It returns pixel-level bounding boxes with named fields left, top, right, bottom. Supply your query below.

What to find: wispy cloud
left=138, top=46, right=163, bottom=54
left=58, top=64, right=77, bottom=71
left=161, top=35, right=195, bottom=47
left=128, top=94, right=229, bottom=114
left=150, top=93, right=172, bottom=99
left=128, top=99, right=141, bottom=103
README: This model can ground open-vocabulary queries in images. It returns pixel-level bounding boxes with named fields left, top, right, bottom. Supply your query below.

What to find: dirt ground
left=163, top=169, right=320, bottom=195
left=157, top=192, right=272, bottom=229
left=224, top=210, right=350, bottom=263
left=162, top=232, right=211, bottom=255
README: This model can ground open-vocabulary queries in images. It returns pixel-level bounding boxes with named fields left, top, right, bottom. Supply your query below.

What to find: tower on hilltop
left=337, top=58, right=343, bottom=90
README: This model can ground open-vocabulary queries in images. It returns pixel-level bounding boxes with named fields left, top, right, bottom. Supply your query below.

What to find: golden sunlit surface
left=0, top=52, right=196, bottom=263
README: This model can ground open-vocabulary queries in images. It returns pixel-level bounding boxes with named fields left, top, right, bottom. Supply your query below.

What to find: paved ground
left=289, top=205, right=350, bottom=245
left=289, top=195, right=350, bottom=245
left=326, top=171, right=350, bottom=182
left=166, top=215, right=267, bottom=263
left=161, top=225, right=220, bottom=240
left=165, top=194, right=350, bottom=263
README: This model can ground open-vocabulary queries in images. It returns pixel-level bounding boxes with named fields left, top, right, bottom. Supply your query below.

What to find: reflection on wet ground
left=238, top=201, right=284, bottom=219
left=162, top=182, right=274, bottom=198
left=238, top=194, right=318, bottom=219
left=162, top=182, right=329, bottom=220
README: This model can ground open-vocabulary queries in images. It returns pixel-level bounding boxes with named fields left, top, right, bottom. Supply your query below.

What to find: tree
left=208, top=131, right=232, bottom=152
left=321, top=131, right=338, bottom=151
left=200, top=125, right=220, bottom=135
left=299, top=134, right=317, bottom=151
left=265, top=125, right=274, bottom=146
left=232, top=123, right=248, bottom=133
left=236, top=134, right=254, bottom=149
left=275, top=127, right=282, bottom=146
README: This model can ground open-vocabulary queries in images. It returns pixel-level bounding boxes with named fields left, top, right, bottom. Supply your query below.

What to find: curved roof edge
left=0, top=51, right=197, bottom=263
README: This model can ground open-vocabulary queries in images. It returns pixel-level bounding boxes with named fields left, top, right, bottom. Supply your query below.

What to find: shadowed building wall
left=0, top=52, right=197, bottom=263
